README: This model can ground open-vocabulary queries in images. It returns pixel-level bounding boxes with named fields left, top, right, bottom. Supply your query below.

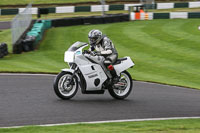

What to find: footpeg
left=113, top=82, right=126, bottom=88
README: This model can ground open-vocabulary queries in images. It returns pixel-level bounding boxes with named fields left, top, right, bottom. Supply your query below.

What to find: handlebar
left=83, top=50, right=101, bottom=56
left=83, top=50, right=91, bottom=54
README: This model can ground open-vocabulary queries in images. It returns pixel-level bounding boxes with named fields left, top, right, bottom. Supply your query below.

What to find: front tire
left=54, top=71, right=78, bottom=100
left=108, top=71, right=133, bottom=100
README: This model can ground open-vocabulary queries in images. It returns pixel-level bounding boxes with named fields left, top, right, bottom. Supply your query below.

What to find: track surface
left=0, top=21, right=10, bottom=30
left=0, top=74, right=200, bottom=127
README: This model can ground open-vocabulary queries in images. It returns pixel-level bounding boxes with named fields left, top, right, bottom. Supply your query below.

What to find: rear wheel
left=54, top=71, right=78, bottom=100
left=108, top=71, right=133, bottom=100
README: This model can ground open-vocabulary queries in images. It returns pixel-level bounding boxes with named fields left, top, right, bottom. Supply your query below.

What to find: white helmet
left=88, top=29, right=103, bottom=45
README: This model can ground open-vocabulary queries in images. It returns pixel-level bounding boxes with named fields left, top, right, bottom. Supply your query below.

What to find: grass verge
left=0, top=118, right=200, bottom=132
left=0, top=0, right=101, bottom=6
left=0, top=19, right=200, bottom=90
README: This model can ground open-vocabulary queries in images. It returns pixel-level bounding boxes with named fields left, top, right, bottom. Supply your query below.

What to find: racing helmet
left=88, top=29, right=103, bottom=46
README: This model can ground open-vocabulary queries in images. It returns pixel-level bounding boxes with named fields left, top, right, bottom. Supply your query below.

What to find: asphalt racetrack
left=0, top=74, right=200, bottom=127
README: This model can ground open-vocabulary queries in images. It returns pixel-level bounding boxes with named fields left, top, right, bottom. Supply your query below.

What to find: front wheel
left=108, top=71, right=133, bottom=100
left=54, top=71, right=78, bottom=100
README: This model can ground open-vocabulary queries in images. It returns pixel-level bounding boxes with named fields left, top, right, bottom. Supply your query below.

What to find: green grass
left=1, top=19, right=200, bottom=89
left=0, top=0, right=130, bottom=6
left=0, top=0, right=97, bottom=5
left=0, top=119, right=200, bottom=132
left=0, top=0, right=198, bottom=6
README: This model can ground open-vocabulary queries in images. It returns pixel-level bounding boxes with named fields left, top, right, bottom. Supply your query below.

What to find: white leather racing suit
left=90, top=36, right=118, bottom=65
left=89, top=36, right=118, bottom=79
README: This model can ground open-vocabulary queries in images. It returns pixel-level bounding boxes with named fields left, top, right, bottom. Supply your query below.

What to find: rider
left=88, top=29, right=118, bottom=80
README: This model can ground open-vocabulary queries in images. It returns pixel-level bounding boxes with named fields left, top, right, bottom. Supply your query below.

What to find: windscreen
left=67, top=41, right=88, bottom=52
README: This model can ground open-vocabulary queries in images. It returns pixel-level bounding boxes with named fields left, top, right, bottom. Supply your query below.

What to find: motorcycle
left=54, top=41, right=135, bottom=100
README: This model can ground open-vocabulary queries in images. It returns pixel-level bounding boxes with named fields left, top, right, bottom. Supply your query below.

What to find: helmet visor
left=89, top=37, right=98, bottom=45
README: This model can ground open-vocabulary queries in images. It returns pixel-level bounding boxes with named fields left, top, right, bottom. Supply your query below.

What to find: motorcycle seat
left=114, top=57, right=127, bottom=65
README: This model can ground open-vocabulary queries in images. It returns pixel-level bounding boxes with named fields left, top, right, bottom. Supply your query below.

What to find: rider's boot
left=111, top=70, right=119, bottom=83
left=108, top=65, right=119, bottom=83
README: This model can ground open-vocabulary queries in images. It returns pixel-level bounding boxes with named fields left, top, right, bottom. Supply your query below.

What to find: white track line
left=1, top=117, right=200, bottom=129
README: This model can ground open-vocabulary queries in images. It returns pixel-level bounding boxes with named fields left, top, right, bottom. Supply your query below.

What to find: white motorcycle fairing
left=62, top=68, right=75, bottom=74
left=64, top=42, right=107, bottom=91
left=75, top=54, right=107, bottom=91
left=114, top=57, right=135, bottom=76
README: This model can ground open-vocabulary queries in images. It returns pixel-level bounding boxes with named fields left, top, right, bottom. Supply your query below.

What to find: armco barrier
left=153, top=12, right=200, bottom=19
left=188, top=12, right=200, bottom=18
left=56, top=6, right=74, bottom=13
left=109, top=4, right=124, bottom=11
left=189, top=2, right=200, bottom=8
left=153, top=13, right=170, bottom=19
left=38, top=8, right=49, bottom=14
left=52, top=14, right=129, bottom=27
left=75, top=6, right=91, bottom=12
left=1, top=9, right=18, bottom=15
left=170, top=12, right=188, bottom=19
left=37, top=8, right=49, bottom=18
left=174, top=2, right=189, bottom=8
left=39, top=7, right=56, bottom=14
left=157, top=3, right=174, bottom=9
left=91, top=5, right=109, bottom=12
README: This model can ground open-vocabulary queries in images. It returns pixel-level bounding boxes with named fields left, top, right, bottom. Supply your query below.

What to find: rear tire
left=54, top=71, right=78, bottom=100
left=108, top=71, right=133, bottom=100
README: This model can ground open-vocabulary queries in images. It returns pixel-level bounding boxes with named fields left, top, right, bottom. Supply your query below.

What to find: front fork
left=68, top=63, right=78, bottom=85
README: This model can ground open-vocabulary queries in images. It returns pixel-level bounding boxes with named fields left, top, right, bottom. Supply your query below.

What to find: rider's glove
left=90, top=51, right=96, bottom=56
left=84, top=50, right=91, bottom=54
left=90, top=51, right=101, bottom=56
left=90, top=46, right=95, bottom=51
left=95, top=51, right=101, bottom=56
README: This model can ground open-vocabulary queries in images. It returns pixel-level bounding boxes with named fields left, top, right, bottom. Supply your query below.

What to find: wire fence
left=11, top=4, right=32, bottom=45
